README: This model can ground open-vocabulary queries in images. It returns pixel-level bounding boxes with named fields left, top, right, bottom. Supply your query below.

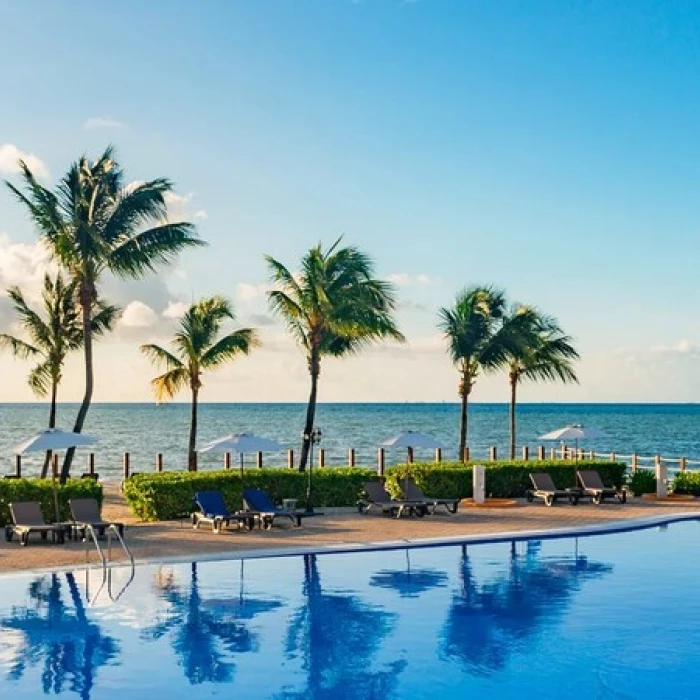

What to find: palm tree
left=0, top=273, right=117, bottom=477
left=141, top=296, right=258, bottom=471
left=504, top=309, right=579, bottom=458
left=438, top=285, right=515, bottom=460
left=5, top=146, right=204, bottom=481
left=266, top=239, right=404, bottom=470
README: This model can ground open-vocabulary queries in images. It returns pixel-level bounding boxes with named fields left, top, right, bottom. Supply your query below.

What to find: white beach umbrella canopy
left=13, top=428, right=98, bottom=455
left=198, top=433, right=283, bottom=454
left=538, top=424, right=608, bottom=442
left=380, top=430, right=445, bottom=449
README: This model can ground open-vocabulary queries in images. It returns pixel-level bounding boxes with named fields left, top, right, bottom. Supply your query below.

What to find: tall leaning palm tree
left=266, top=239, right=404, bottom=470
left=438, top=286, right=519, bottom=460
left=141, top=296, right=258, bottom=471
left=504, top=309, right=579, bottom=458
left=5, top=146, right=204, bottom=481
left=0, top=273, right=117, bottom=477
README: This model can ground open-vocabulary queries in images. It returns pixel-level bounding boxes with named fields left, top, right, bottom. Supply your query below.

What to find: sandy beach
left=1, top=485, right=697, bottom=575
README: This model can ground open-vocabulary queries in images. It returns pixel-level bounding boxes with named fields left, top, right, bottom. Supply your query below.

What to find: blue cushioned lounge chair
left=193, top=490, right=257, bottom=533
left=242, top=488, right=312, bottom=528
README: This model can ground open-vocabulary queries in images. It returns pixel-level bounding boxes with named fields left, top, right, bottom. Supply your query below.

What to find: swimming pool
left=1, top=519, right=700, bottom=699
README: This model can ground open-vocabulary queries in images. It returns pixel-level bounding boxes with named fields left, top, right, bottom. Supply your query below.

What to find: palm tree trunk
left=61, top=296, right=93, bottom=483
left=509, top=376, right=517, bottom=460
left=41, top=378, right=58, bottom=479
left=299, top=352, right=320, bottom=472
left=188, top=386, right=199, bottom=471
left=458, top=368, right=470, bottom=461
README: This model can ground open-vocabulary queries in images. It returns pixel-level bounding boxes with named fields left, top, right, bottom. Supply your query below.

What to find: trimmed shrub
left=0, top=478, right=103, bottom=527
left=672, top=471, right=700, bottom=496
left=626, top=468, right=656, bottom=496
left=123, top=460, right=627, bottom=521
left=386, top=460, right=627, bottom=500
left=123, top=467, right=377, bottom=522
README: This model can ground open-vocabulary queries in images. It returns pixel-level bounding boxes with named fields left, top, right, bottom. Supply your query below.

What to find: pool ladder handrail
left=83, top=523, right=135, bottom=606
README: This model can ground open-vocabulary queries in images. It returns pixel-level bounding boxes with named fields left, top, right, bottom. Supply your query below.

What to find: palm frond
left=199, top=329, right=259, bottom=369
left=150, top=367, right=189, bottom=402
left=91, top=300, right=120, bottom=337
left=108, top=222, right=204, bottom=278
left=0, top=334, right=41, bottom=359
left=27, top=359, right=53, bottom=398
left=140, top=344, right=186, bottom=371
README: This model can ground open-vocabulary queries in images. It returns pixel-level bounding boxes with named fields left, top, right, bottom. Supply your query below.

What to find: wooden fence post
left=489, top=446, right=497, bottom=461
left=435, top=448, right=442, bottom=463
left=377, top=448, right=385, bottom=476
left=610, top=452, right=616, bottom=462
left=256, top=451, right=263, bottom=469
left=14, top=454, right=21, bottom=478
left=224, top=452, right=231, bottom=470
left=631, top=454, right=638, bottom=472
left=407, top=447, right=414, bottom=464
left=348, top=448, right=356, bottom=467
left=156, top=453, right=164, bottom=472
left=680, top=457, right=687, bottom=472
left=123, top=452, right=130, bottom=480
left=522, top=446, right=529, bottom=461
left=463, top=447, right=470, bottom=463
left=537, top=445, right=545, bottom=460
left=550, top=448, right=556, bottom=460
left=87, top=453, right=96, bottom=478
left=287, top=449, right=294, bottom=469
left=319, top=449, right=325, bottom=467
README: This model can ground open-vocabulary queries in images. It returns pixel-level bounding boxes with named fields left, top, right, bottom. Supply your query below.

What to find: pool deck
left=1, top=486, right=699, bottom=575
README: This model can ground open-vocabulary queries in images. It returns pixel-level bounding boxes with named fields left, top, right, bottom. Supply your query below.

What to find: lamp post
left=303, top=428, right=322, bottom=514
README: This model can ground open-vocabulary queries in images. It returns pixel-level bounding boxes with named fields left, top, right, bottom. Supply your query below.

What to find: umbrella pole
left=51, top=453, right=60, bottom=523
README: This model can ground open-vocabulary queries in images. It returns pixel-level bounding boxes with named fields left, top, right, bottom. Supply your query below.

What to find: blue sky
left=1, top=0, right=699, bottom=402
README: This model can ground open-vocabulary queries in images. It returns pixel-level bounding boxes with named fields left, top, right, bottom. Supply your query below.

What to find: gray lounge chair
left=403, top=479, right=460, bottom=514
left=527, top=472, right=581, bottom=507
left=70, top=497, right=125, bottom=539
left=5, top=502, right=65, bottom=546
left=577, top=469, right=627, bottom=504
left=360, top=481, right=429, bottom=518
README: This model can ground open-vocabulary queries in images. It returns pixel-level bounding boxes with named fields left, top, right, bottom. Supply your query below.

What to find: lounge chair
left=192, top=491, right=258, bottom=533
left=577, top=470, right=627, bottom=504
left=5, top=502, right=65, bottom=546
left=526, top=472, right=581, bottom=507
left=402, top=478, right=460, bottom=514
left=69, top=497, right=125, bottom=539
left=359, top=481, right=429, bottom=518
left=242, top=488, right=313, bottom=528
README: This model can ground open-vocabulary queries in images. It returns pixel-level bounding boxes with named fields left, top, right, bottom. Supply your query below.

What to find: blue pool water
left=1, top=520, right=700, bottom=699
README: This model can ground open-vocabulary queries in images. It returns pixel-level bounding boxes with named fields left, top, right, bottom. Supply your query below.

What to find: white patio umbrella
left=380, top=431, right=446, bottom=496
left=13, top=428, right=99, bottom=522
left=199, top=433, right=283, bottom=476
left=538, top=424, right=608, bottom=452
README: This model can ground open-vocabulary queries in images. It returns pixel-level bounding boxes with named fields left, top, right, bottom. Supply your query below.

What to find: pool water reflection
left=2, top=520, right=700, bottom=699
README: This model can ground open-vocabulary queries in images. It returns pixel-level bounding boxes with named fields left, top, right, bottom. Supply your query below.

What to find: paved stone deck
left=1, top=486, right=698, bottom=574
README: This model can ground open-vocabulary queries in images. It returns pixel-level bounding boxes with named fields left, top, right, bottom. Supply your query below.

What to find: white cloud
left=162, top=300, right=189, bottom=319
left=163, top=191, right=207, bottom=223
left=0, top=234, right=56, bottom=304
left=388, top=272, right=432, bottom=286
left=119, top=301, right=158, bottom=328
left=84, top=116, right=124, bottom=130
left=0, top=144, right=49, bottom=178
left=236, top=282, right=268, bottom=301
left=193, top=210, right=208, bottom=221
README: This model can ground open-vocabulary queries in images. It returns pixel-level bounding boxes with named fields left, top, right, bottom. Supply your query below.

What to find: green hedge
left=386, top=460, right=627, bottom=500
left=123, top=467, right=377, bottom=521
left=0, top=478, right=103, bottom=527
left=672, top=471, right=700, bottom=495
left=123, top=460, right=627, bottom=521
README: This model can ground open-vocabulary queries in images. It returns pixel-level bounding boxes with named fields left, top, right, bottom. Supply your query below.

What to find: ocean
left=1, top=403, right=698, bottom=482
